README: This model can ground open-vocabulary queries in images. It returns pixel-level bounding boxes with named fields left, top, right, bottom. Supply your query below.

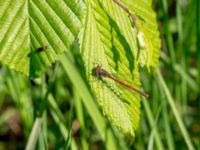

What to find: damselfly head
left=92, top=65, right=111, bottom=78
left=92, top=65, right=101, bottom=77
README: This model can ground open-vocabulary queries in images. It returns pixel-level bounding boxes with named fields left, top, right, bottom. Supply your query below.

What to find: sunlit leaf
left=79, top=0, right=143, bottom=137
left=0, top=0, right=85, bottom=77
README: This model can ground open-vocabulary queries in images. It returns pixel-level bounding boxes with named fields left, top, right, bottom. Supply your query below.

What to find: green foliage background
left=0, top=0, right=199, bottom=149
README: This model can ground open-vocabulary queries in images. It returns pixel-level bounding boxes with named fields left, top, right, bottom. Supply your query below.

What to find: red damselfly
left=93, top=65, right=149, bottom=98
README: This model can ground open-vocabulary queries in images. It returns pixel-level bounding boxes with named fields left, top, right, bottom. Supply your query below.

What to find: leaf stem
left=113, top=0, right=139, bottom=32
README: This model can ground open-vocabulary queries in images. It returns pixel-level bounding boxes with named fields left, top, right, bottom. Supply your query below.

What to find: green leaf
left=0, top=0, right=85, bottom=77
left=79, top=0, right=142, bottom=137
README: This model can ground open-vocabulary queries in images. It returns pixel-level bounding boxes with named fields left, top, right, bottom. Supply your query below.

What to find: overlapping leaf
left=0, top=0, right=85, bottom=77
left=119, top=0, right=161, bottom=69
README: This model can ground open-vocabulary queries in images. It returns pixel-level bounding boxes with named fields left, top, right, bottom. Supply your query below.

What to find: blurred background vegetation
left=0, top=0, right=199, bottom=149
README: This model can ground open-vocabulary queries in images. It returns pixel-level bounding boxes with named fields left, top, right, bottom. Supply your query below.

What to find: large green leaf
left=0, top=0, right=85, bottom=77
left=79, top=0, right=142, bottom=137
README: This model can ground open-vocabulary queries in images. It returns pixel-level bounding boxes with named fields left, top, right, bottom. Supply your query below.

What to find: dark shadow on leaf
left=96, top=0, right=135, bottom=77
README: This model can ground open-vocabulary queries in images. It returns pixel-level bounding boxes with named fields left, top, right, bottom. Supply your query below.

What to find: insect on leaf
left=79, top=0, right=143, bottom=137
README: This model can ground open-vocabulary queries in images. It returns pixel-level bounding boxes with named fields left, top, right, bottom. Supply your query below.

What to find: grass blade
left=25, top=118, right=43, bottom=150
left=157, top=70, right=195, bottom=150
left=74, top=88, right=89, bottom=150
left=142, top=98, right=164, bottom=150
